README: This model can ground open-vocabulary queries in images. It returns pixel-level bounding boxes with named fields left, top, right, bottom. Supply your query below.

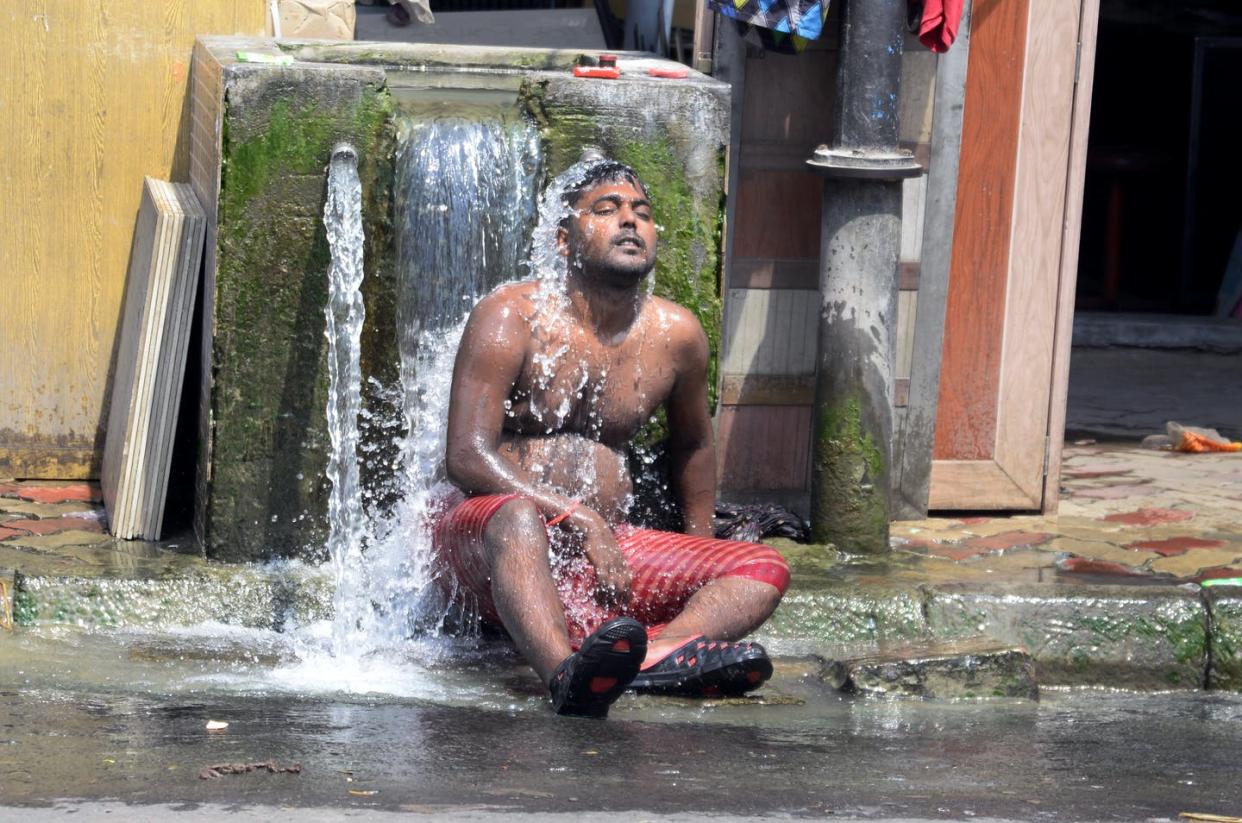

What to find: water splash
left=309, top=115, right=543, bottom=681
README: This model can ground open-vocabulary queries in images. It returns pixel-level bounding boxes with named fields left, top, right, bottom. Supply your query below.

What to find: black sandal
left=629, top=636, right=772, bottom=697
left=548, top=617, right=647, bottom=718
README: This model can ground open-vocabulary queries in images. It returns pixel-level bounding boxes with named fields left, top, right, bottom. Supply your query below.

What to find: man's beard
left=591, top=255, right=655, bottom=290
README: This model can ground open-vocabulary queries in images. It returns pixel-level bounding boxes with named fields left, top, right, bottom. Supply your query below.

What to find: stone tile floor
left=1, top=442, right=1239, bottom=586
left=892, top=443, right=1242, bottom=586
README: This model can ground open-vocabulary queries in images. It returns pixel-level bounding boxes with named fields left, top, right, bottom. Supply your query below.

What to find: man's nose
left=618, top=205, right=637, bottom=227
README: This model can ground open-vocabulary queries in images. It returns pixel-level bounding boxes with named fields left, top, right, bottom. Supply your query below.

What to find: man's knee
left=482, top=497, right=547, bottom=563
left=730, top=547, right=790, bottom=602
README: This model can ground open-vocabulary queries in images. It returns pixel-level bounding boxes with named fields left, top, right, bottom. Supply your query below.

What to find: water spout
left=321, top=143, right=369, bottom=653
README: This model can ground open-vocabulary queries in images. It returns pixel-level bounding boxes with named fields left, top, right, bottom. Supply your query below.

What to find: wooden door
left=929, top=0, right=1099, bottom=511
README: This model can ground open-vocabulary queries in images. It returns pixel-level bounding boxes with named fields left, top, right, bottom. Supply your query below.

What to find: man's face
left=559, top=177, right=657, bottom=288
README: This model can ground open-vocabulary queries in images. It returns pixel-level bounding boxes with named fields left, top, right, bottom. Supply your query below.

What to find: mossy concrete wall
left=199, top=56, right=396, bottom=561
left=192, top=39, right=729, bottom=561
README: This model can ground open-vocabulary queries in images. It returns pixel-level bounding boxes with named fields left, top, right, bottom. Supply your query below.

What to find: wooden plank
left=712, top=18, right=747, bottom=410
left=720, top=375, right=814, bottom=406
left=102, top=179, right=206, bottom=540
left=721, top=289, right=819, bottom=376
left=732, top=171, right=823, bottom=259
left=896, top=291, right=919, bottom=380
left=0, top=2, right=267, bottom=479
left=893, top=0, right=974, bottom=518
left=1042, top=0, right=1101, bottom=514
left=730, top=258, right=820, bottom=290
left=900, top=174, right=929, bottom=262
left=717, top=405, right=812, bottom=492
left=991, top=0, right=1084, bottom=505
left=928, top=459, right=1036, bottom=510
left=932, top=0, right=1029, bottom=461
left=898, top=262, right=921, bottom=290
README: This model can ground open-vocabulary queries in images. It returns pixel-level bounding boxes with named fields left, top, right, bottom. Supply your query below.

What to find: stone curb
left=757, top=576, right=1229, bottom=692
left=7, top=565, right=1239, bottom=694
left=10, top=566, right=333, bottom=632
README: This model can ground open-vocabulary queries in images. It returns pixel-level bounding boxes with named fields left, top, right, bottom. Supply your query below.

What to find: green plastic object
left=1202, top=577, right=1242, bottom=588
left=236, top=51, right=294, bottom=65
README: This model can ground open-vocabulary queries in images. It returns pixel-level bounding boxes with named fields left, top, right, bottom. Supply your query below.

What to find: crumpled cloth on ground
left=1141, top=421, right=1242, bottom=453
left=714, top=502, right=810, bottom=543
left=709, top=0, right=830, bottom=53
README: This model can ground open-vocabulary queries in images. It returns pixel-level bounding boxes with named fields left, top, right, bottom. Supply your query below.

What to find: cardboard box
left=272, top=0, right=355, bottom=40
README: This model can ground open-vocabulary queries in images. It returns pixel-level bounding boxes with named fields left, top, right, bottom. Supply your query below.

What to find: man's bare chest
left=505, top=326, right=678, bottom=444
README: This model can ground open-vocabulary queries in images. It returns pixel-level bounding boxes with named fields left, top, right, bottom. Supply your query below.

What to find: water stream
left=287, top=112, right=545, bottom=693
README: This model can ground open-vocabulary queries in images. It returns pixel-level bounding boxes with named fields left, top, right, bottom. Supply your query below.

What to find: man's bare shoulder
left=644, top=296, right=709, bottom=357
left=474, top=280, right=540, bottom=311
left=467, top=281, right=540, bottom=328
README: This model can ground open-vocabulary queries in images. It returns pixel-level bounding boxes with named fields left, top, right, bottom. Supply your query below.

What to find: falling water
left=321, top=144, right=370, bottom=653
left=309, top=114, right=543, bottom=680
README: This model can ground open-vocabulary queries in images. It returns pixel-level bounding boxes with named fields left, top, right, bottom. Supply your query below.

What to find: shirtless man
left=437, top=160, right=789, bottom=717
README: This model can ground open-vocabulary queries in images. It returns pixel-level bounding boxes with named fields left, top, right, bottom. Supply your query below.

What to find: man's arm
left=444, top=290, right=631, bottom=601
left=444, top=291, right=572, bottom=515
left=665, top=311, right=716, bottom=537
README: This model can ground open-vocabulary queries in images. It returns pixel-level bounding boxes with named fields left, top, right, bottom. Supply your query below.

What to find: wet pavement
left=3, top=634, right=1242, bottom=820
left=4, top=436, right=1242, bottom=818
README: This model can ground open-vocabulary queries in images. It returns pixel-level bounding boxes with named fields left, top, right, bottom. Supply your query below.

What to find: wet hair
left=560, top=160, right=649, bottom=214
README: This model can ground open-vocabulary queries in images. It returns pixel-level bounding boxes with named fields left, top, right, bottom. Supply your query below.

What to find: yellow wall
left=0, top=1, right=267, bottom=479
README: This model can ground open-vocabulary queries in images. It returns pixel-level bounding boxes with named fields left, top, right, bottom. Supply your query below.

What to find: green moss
left=13, top=588, right=37, bottom=626
left=209, top=83, right=395, bottom=561
left=613, top=136, right=723, bottom=409
left=521, top=81, right=724, bottom=409
left=811, top=396, right=889, bottom=552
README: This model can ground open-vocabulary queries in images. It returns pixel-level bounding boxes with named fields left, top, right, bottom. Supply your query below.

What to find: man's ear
left=555, top=224, right=570, bottom=258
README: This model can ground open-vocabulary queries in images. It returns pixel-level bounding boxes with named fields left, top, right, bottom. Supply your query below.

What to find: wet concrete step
left=756, top=570, right=1238, bottom=692
left=4, top=549, right=1241, bottom=694
left=2, top=563, right=332, bottom=633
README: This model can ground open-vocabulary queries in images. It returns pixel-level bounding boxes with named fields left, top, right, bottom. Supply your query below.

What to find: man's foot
left=548, top=617, right=647, bottom=718
left=629, top=637, right=772, bottom=697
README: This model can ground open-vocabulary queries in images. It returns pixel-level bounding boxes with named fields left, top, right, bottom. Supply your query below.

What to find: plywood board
left=101, top=180, right=206, bottom=540
left=721, top=289, right=819, bottom=376
left=0, top=2, right=267, bottom=479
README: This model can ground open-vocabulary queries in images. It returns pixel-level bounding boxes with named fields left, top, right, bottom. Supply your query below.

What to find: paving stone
left=4, top=530, right=116, bottom=550
left=821, top=640, right=1037, bottom=700
left=1047, top=537, right=1158, bottom=567
left=1151, top=549, right=1242, bottom=578
left=1101, top=508, right=1196, bottom=526
left=2, top=483, right=102, bottom=504
left=0, top=499, right=98, bottom=518
left=1071, top=484, right=1164, bottom=501
left=1124, top=536, right=1226, bottom=557
left=0, top=517, right=105, bottom=536
left=924, top=583, right=1208, bottom=689
left=1205, top=584, right=1242, bottom=691
left=1055, top=556, right=1162, bottom=580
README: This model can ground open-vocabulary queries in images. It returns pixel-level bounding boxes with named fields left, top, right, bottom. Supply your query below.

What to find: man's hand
left=569, top=508, right=632, bottom=607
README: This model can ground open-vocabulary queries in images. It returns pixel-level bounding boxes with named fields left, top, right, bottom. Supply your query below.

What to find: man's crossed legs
left=432, top=493, right=790, bottom=716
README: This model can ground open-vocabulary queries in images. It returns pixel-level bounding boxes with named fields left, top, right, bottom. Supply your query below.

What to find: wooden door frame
left=927, top=0, right=1099, bottom=511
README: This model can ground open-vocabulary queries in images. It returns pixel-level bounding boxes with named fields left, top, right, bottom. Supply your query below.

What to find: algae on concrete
left=1204, top=584, right=1242, bottom=691
left=924, top=583, right=1208, bottom=689
left=811, top=395, right=889, bottom=552
left=522, top=76, right=727, bottom=408
left=205, top=65, right=396, bottom=561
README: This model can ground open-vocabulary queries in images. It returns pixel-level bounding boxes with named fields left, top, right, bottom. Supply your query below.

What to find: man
left=437, top=160, right=789, bottom=718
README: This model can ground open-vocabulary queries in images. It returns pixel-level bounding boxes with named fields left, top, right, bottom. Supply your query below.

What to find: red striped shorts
left=430, top=492, right=790, bottom=647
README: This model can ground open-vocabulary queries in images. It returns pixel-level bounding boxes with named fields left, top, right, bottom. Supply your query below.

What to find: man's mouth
left=614, top=236, right=644, bottom=250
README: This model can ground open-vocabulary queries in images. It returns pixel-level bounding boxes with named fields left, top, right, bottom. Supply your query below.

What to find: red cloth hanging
left=918, top=0, right=964, bottom=53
